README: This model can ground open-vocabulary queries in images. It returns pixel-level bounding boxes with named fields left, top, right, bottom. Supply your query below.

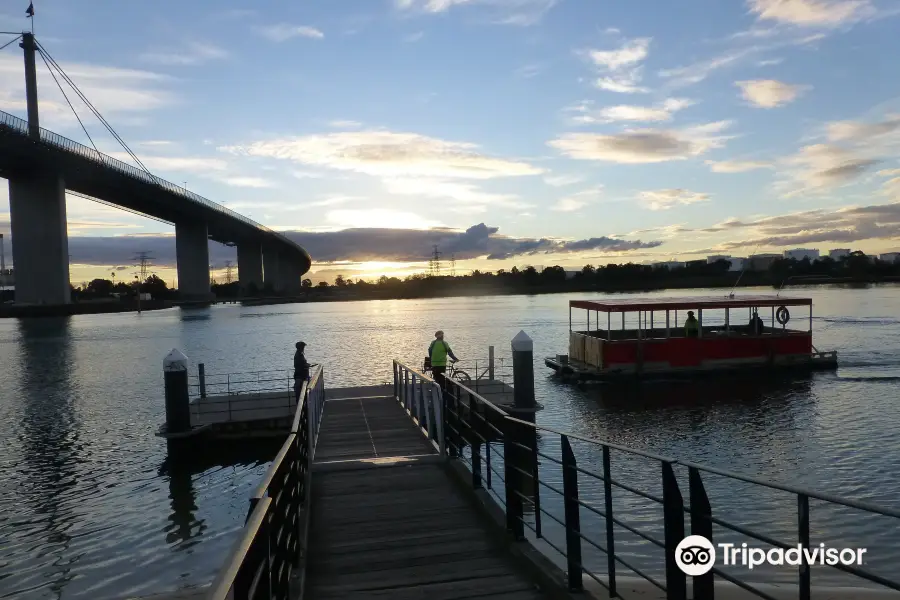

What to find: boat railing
left=205, top=364, right=325, bottom=600
left=441, top=376, right=900, bottom=600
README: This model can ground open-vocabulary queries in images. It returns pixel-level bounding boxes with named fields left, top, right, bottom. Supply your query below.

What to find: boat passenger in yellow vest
left=429, top=330, right=459, bottom=390
left=684, top=311, right=699, bottom=338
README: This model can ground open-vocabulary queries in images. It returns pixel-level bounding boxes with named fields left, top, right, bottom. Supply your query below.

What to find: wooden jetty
left=307, top=390, right=548, bottom=599
left=149, top=336, right=900, bottom=600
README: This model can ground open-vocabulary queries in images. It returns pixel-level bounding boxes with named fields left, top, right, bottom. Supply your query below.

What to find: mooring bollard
left=164, top=348, right=191, bottom=435
left=510, top=331, right=537, bottom=503
left=511, top=330, right=536, bottom=418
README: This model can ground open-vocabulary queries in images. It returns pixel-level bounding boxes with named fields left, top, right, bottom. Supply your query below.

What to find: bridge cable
left=0, top=34, right=22, bottom=52
left=35, top=39, right=152, bottom=175
left=35, top=39, right=149, bottom=173
left=37, top=47, right=104, bottom=162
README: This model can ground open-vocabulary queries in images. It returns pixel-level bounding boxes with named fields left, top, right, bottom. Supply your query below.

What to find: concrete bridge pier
left=262, top=248, right=281, bottom=293
left=237, top=242, right=263, bottom=293
left=175, top=221, right=212, bottom=301
left=279, top=252, right=303, bottom=295
left=8, top=172, right=71, bottom=305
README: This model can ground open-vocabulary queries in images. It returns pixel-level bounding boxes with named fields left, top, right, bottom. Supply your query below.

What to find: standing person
left=684, top=311, right=700, bottom=338
left=293, top=341, right=310, bottom=400
left=428, top=330, right=458, bottom=390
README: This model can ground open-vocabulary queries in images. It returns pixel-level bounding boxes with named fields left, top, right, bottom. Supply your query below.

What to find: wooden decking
left=305, top=390, right=551, bottom=599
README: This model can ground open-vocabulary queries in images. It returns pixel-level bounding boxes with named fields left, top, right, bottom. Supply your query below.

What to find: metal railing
left=393, top=360, right=445, bottom=456
left=189, top=366, right=296, bottom=399
left=0, top=109, right=305, bottom=255
left=206, top=364, right=325, bottom=600
left=440, top=377, right=900, bottom=600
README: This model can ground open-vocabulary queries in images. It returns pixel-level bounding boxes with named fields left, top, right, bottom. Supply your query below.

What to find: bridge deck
left=306, top=393, right=550, bottom=599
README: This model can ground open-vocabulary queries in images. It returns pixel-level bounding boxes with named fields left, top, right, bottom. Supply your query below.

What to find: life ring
left=776, top=306, right=790, bottom=326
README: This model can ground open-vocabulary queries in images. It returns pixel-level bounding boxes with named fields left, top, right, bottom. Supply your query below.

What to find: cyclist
left=428, top=330, right=459, bottom=390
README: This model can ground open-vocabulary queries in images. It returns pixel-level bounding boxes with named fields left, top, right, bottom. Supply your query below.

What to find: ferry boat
left=545, top=295, right=838, bottom=381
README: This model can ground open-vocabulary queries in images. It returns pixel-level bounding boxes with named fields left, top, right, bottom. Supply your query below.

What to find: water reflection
left=158, top=438, right=282, bottom=548
left=16, top=317, right=81, bottom=597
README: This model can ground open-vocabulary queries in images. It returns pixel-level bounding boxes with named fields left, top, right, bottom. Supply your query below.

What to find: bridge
left=152, top=338, right=900, bottom=600
left=0, top=32, right=310, bottom=305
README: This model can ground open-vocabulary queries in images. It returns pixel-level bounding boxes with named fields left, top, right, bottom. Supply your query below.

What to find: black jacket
left=294, top=350, right=310, bottom=380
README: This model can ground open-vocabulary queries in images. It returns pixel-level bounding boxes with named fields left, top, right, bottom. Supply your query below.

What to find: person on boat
left=293, top=341, right=310, bottom=400
left=748, top=310, right=765, bottom=335
left=429, top=330, right=459, bottom=390
left=684, top=311, right=700, bottom=338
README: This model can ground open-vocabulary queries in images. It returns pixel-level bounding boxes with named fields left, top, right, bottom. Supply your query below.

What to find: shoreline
left=3, top=278, right=900, bottom=317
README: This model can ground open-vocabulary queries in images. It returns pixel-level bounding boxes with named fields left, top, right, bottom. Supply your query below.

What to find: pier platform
left=306, top=388, right=549, bottom=599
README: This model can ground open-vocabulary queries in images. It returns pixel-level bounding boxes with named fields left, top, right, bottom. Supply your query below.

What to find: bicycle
left=423, top=359, right=471, bottom=383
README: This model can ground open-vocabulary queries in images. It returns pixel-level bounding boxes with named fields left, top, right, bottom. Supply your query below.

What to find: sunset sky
left=2, top=0, right=900, bottom=286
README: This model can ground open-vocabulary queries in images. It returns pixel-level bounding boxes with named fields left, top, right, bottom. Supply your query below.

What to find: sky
left=2, top=0, right=900, bottom=285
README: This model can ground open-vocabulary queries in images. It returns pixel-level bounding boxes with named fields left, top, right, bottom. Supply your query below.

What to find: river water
left=1, top=284, right=899, bottom=598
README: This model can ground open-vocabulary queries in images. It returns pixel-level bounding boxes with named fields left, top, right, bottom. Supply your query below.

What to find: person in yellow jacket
left=684, top=311, right=699, bottom=338
left=428, top=330, right=459, bottom=390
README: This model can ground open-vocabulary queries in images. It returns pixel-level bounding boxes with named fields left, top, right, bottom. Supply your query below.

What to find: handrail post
left=561, top=435, right=583, bottom=591
left=470, top=389, right=482, bottom=487
left=662, top=461, right=687, bottom=600
left=198, top=363, right=206, bottom=398
left=411, top=373, right=418, bottom=421
left=602, top=446, right=617, bottom=596
left=503, top=418, right=525, bottom=540
left=689, top=467, right=714, bottom=600
left=488, top=345, right=495, bottom=380
left=799, top=494, right=811, bottom=600
left=434, top=382, right=446, bottom=457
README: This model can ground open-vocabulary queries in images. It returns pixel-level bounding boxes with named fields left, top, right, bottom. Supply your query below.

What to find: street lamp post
left=135, top=274, right=142, bottom=314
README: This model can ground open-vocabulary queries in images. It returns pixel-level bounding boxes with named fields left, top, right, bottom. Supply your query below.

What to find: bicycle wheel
left=453, top=369, right=471, bottom=382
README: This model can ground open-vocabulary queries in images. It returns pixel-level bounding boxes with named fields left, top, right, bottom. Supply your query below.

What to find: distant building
left=652, top=261, right=685, bottom=270
left=747, top=253, right=781, bottom=271
left=706, top=255, right=745, bottom=272
left=880, top=252, right=900, bottom=263
left=783, top=248, right=820, bottom=261
left=828, top=249, right=851, bottom=260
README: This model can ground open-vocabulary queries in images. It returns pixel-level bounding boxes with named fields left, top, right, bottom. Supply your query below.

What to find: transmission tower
left=450, top=254, right=456, bottom=277
left=429, top=245, right=442, bottom=277
left=224, top=260, right=234, bottom=284
left=132, top=251, right=154, bottom=283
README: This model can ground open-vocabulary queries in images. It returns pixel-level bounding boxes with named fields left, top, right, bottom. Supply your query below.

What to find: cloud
left=543, top=174, right=585, bottom=187
left=515, top=63, right=544, bottom=78
left=328, top=120, right=363, bottom=129
left=257, top=24, right=325, bottom=42
left=706, top=159, right=773, bottom=173
left=381, top=177, right=526, bottom=208
left=747, top=0, right=876, bottom=27
left=217, top=176, right=278, bottom=188
left=582, top=37, right=652, bottom=94
left=139, top=42, right=229, bottom=66
left=106, top=152, right=228, bottom=173
left=5, top=223, right=659, bottom=267
left=0, top=55, right=176, bottom=130
left=219, top=130, right=543, bottom=180
left=548, top=121, right=732, bottom=164
left=395, top=0, right=559, bottom=26
left=567, top=98, right=693, bottom=125
left=774, top=114, right=900, bottom=196
left=736, top=79, right=807, bottom=108
left=690, top=200, right=900, bottom=252
left=637, top=188, right=711, bottom=211
left=404, top=31, right=425, bottom=42
left=658, top=31, right=824, bottom=89
left=778, top=143, right=879, bottom=195
left=325, top=209, right=440, bottom=230
left=549, top=187, right=603, bottom=212
left=827, top=115, right=900, bottom=141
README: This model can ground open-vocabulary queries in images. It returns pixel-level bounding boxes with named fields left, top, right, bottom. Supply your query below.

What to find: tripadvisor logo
left=675, top=536, right=867, bottom=576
